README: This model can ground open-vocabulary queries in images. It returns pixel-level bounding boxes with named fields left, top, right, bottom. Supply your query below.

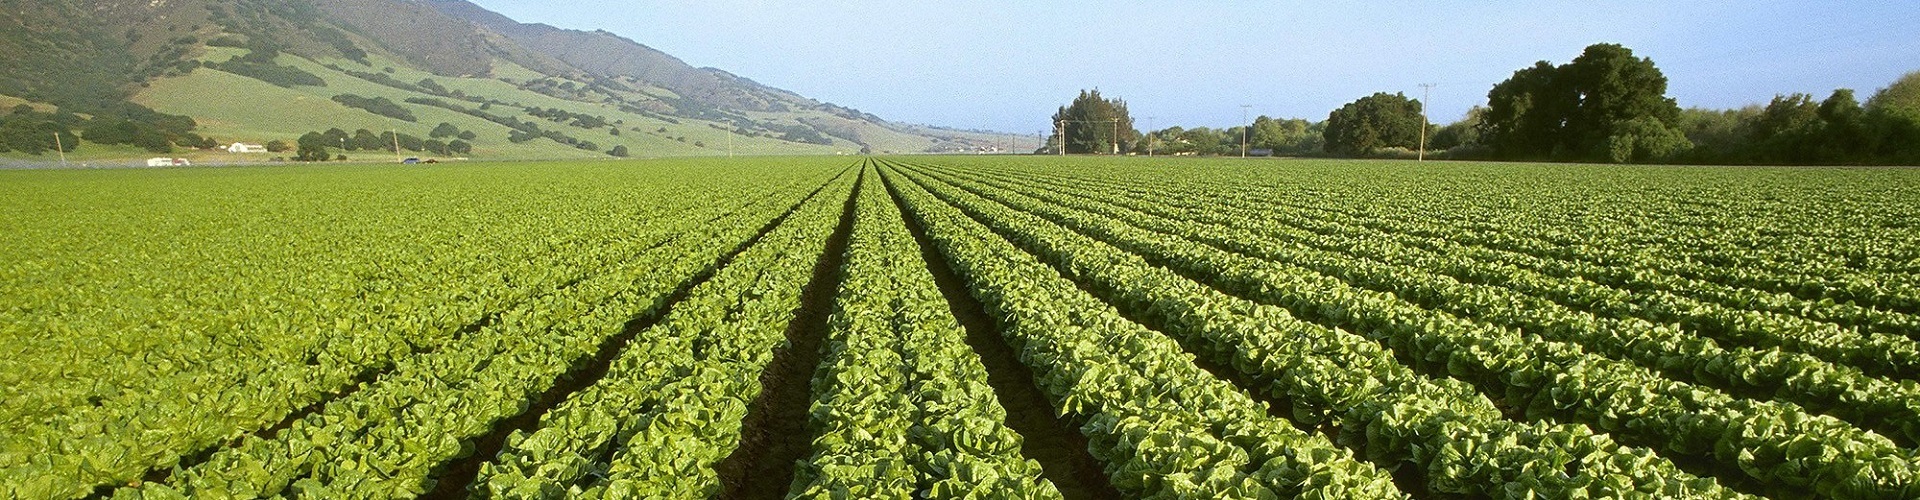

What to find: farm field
left=2, top=156, right=1919, bottom=499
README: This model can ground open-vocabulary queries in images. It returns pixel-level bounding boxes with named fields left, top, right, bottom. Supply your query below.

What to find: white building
left=146, top=158, right=190, bottom=167
left=226, top=143, right=268, bottom=153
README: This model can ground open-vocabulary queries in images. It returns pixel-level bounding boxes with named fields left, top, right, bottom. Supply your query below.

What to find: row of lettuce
left=111, top=166, right=840, bottom=498
left=939, top=162, right=1920, bottom=446
left=886, top=158, right=1918, bottom=499
left=0, top=160, right=846, bottom=498
left=882, top=163, right=1410, bottom=497
left=14, top=156, right=1918, bottom=498
left=886, top=162, right=1746, bottom=498
left=785, top=165, right=1056, bottom=497
left=468, top=167, right=857, bottom=497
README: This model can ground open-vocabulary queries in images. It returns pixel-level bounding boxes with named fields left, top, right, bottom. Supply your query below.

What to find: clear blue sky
left=468, top=1, right=1918, bottom=133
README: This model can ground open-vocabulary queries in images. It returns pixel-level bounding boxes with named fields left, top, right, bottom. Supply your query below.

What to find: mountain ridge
left=0, top=0, right=1019, bottom=161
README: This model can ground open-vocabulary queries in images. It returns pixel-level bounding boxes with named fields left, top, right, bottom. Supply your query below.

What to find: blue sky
left=468, top=1, right=1919, bottom=133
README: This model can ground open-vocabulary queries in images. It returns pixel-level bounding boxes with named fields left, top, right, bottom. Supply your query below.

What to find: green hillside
left=131, top=49, right=854, bottom=160
left=0, top=0, right=1024, bottom=164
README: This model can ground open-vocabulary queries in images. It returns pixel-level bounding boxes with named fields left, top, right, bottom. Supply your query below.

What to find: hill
left=0, top=0, right=1021, bottom=163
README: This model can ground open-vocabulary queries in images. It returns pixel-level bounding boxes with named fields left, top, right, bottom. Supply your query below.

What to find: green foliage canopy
left=294, top=132, right=330, bottom=161
left=1323, top=92, right=1424, bottom=156
left=1048, top=89, right=1135, bottom=154
left=1478, top=44, right=1689, bottom=163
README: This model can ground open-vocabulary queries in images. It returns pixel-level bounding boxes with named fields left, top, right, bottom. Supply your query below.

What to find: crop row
left=106, top=167, right=847, bottom=498
left=882, top=162, right=1408, bottom=498
left=471, top=167, right=856, bottom=497
left=0, top=163, right=834, bottom=499
left=924, top=163, right=1920, bottom=446
left=1090, top=164, right=1920, bottom=331
left=889, top=163, right=1741, bottom=498
left=991, top=162, right=1920, bottom=347
left=788, top=163, right=1057, bottom=497
left=1165, top=164, right=1920, bottom=309
left=895, top=160, right=1917, bottom=498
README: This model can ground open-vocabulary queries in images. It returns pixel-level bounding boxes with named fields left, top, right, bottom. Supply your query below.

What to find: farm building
left=225, top=143, right=268, bottom=153
left=145, top=158, right=191, bottom=167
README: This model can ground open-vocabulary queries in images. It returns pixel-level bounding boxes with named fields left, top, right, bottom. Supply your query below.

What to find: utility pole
left=53, top=132, right=67, bottom=168
left=1418, top=83, right=1435, bottom=162
left=1240, top=105, right=1251, bottom=159
left=1056, top=120, right=1065, bottom=156
left=391, top=129, right=402, bottom=163
left=1111, top=120, right=1118, bottom=155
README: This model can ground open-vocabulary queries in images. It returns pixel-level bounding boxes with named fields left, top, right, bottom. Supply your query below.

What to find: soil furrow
left=425, top=168, right=853, bottom=498
left=713, top=166, right=863, bottom=499
left=877, top=161, right=1120, bottom=500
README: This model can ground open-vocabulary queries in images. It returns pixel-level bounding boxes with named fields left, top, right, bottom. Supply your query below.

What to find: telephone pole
left=1418, top=83, right=1435, bottom=162
left=1056, top=120, right=1065, bottom=156
left=54, top=132, right=67, bottom=168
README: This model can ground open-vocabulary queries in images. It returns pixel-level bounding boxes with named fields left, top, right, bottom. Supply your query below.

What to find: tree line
left=1047, top=43, right=1920, bottom=165
left=290, top=125, right=476, bottom=162
left=0, top=104, right=209, bottom=155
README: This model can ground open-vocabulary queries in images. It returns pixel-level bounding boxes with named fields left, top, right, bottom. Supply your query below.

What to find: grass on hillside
left=0, top=94, right=59, bottom=113
left=129, top=48, right=857, bottom=160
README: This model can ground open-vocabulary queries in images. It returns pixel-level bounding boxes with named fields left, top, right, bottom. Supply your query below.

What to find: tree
left=1323, top=92, right=1424, bottom=156
left=0, top=115, right=77, bottom=155
left=448, top=140, right=472, bottom=155
left=265, top=139, right=292, bottom=152
left=430, top=122, right=460, bottom=139
left=1430, top=107, right=1486, bottom=152
left=1751, top=93, right=1822, bottom=163
left=1562, top=44, right=1684, bottom=159
left=381, top=131, right=424, bottom=152
left=351, top=129, right=384, bottom=151
left=608, top=145, right=630, bottom=157
left=1047, top=89, right=1135, bottom=154
left=81, top=119, right=137, bottom=145
left=295, top=132, right=331, bottom=161
left=1178, top=127, right=1231, bottom=156
left=1247, top=116, right=1295, bottom=153
left=1817, top=89, right=1869, bottom=162
left=1480, top=61, right=1571, bottom=159
left=1867, top=71, right=1920, bottom=122
left=1674, top=106, right=1759, bottom=163
left=131, top=127, right=173, bottom=153
left=1479, top=44, right=1689, bottom=163
left=1604, top=116, right=1692, bottom=163
left=181, top=133, right=219, bottom=150
left=1867, top=71, right=1920, bottom=162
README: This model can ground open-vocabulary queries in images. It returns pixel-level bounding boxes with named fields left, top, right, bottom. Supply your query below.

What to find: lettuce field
left=3, top=157, right=1919, bottom=499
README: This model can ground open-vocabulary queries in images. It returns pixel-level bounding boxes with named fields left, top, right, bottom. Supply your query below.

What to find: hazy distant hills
left=0, top=0, right=1018, bottom=161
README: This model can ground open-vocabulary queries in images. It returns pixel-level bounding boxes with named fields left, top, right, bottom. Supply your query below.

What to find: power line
left=1054, top=119, right=1120, bottom=156
left=1418, top=83, right=1434, bottom=162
